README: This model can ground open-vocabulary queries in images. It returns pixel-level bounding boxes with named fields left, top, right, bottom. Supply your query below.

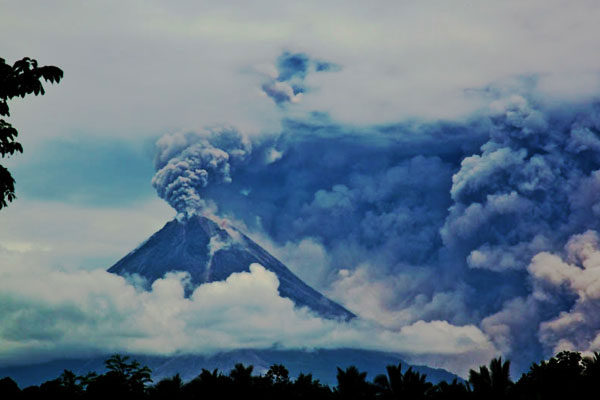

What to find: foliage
left=374, top=363, right=432, bottom=399
left=512, top=350, right=600, bottom=399
left=0, top=377, right=20, bottom=398
left=335, top=366, right=374, bottom=400
left=468, top=357, right=512, bottom=399
left=0, top=57, right=63, bottom=209
left=265, top=363, right=290, bottom=384
left=3, top=350, right=600, bottom=399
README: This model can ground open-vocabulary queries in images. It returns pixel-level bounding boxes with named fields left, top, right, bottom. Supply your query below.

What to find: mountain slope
left=108, top=215, right=354, bottom=320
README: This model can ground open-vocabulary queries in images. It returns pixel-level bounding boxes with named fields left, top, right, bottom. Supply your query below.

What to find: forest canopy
left=1, top=350, right=598, bottom=399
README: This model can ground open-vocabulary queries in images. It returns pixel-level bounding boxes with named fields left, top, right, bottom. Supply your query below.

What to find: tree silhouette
left=229, top=363, right=254, bottom=398
left=56, top=369, right=86, bottom=399
left=0, top=376, right=20, bottom=398
left=182, top=368, right=227, bottom=399
left=402, top=367, right=433, bottom=399
left=148, top=373, right=183, bottom=400
left=13, top=351, right=600, bottom=400
left=293, top=372, right=333, bottom=400
left=229, top=362, right=253, bottom=385
left=583, top=351, right=600, bottom=385
left=515, top=351, right=583, bottom=399
left=266, top=363, right=290, bottom=384
left=335, top=366, right=374, bottom=400
left=429, top=378, right=469, bottom=400
left=468, top=357, right=512, bottom=399
left=581, top=351, right=600, bottom=379
left=374, top=362, right=432, bottom=400
left=374, top=363, right=402, bottom=398
left=85, top=354, right=152, bottom=399
left=0, top=57, right=63, bottom=209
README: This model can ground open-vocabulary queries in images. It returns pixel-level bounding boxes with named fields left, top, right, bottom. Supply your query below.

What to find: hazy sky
left=2, top=1, right=600, bottom=377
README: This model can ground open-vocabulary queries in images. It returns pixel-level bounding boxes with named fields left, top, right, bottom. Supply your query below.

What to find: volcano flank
left=108, top=215, right=355, bottom=321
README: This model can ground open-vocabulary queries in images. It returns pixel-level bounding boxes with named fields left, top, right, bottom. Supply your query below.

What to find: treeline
left=1, top=350, right=598, bottom=399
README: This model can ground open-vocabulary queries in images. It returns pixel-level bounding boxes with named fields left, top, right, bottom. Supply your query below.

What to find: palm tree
left=183, top=368, right=224, bottom=399
left=294, top=373, right=333, bottom=400
left=402, top=367, right=432, bottom=399
left=468, top=357, right=512, bottom=399
left=429, top=378, right=469, bottom=400
left=374, top=363, right=402, bottom=398
left=374, top=363, right=431, bottom=399
left=335, top=366, right=373, bottom=400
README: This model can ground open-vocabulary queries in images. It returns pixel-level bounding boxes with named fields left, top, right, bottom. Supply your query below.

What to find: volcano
left=108, top=215, right=355, bottom=320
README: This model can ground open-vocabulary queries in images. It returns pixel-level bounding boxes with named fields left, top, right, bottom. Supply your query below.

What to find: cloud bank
left=0, top=256, right=496, bottom=377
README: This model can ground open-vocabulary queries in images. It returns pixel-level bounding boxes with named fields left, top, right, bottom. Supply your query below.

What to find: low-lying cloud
left=0, top=256, right=496, bottom=377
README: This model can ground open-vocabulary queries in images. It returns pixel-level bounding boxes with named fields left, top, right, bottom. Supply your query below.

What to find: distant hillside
left=0, top=348, right=459, bottom=388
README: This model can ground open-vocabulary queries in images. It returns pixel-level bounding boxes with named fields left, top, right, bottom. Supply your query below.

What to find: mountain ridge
left=0, top=349, right=461, bottom=388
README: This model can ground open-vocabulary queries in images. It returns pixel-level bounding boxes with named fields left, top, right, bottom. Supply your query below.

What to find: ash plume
left=151, top=128, right=251, bottom=218
left=147, top=51, right=600, bottom=374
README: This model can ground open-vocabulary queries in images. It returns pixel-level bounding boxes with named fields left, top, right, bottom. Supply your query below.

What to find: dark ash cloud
left=151, top=82, right=600, bottom=373
left=261, top=52, right=342, bottom=105
left=151, top=128, right=251, bottom=218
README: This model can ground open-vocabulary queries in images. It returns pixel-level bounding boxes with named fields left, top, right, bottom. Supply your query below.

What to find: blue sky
left=10, top=137, right=156, bottom=206
left=2, top=0, right=600, bottom=377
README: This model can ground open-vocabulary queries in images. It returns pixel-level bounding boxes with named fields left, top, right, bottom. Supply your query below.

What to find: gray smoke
left=149, top=71, right=600, bottom=373
left=442, top=95, right=600, bottom=273
left=441, top=94, right=600, bottom=367
left=152, top=128, right=251, bottom=218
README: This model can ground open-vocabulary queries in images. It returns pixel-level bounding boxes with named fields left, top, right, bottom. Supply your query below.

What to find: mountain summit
left=108, top=215, right=355, bottom=320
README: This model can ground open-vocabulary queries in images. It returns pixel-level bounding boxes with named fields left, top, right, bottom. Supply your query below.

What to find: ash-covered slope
left=108, top=215, right=354, bottom=320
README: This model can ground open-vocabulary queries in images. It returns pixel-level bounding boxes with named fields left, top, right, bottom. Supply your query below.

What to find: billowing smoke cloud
left=528, top=230, right=600, bottom=355
left=149, top=76, right=600, bottom=373
left=0, top=251, right=496, bottom=377
left=151, top=128, right=251, bottom=218
left=438, top=94, right=600, bottom=367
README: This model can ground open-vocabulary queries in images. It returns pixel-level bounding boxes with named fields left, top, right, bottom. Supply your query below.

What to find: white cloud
left=0, top=258, right=497, bottom=377
left=0, top=199, right=174, bottom=270
left=2, top=0, right=600, bottom=142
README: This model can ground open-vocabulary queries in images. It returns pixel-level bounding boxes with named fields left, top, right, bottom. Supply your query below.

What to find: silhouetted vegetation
left=2, top=350, right=600, bottom=399
left=0, top=56, right=63, bottom=209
